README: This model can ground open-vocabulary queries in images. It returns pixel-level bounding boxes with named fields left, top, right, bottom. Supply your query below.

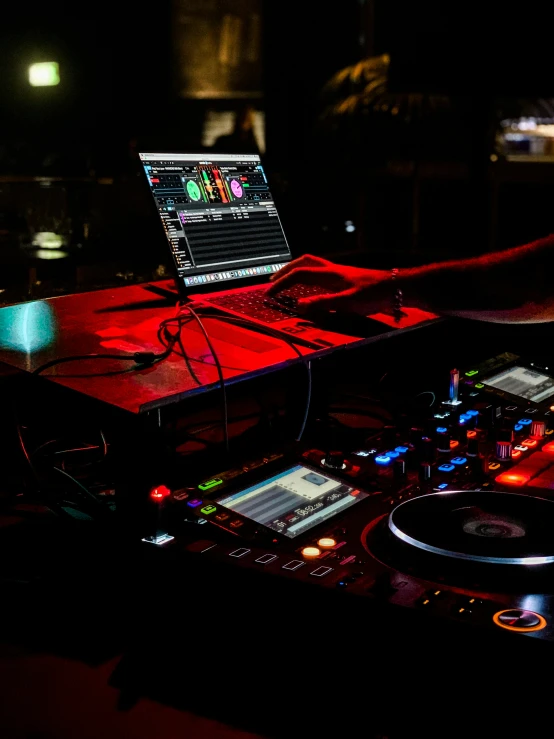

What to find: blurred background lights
left=32, top=232, right=64, bottom=249
left=28, top=62, right=60, bottom=87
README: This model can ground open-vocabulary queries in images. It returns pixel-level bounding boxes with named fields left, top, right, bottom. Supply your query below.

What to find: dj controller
left=146, top=351, right=554, bottom=646
left=120, top=349, right=554, bottom=735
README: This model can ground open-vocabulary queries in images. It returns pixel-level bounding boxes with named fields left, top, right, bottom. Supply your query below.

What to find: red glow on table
left=543, top=441, right=554, bottom=453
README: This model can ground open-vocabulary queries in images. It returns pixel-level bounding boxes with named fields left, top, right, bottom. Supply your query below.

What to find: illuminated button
left=200, top=504, right=217, bottom=515
left=229, top=519, right=244, bottom=529
left=512, top=450, right=522, bottom=458
left=522, top=439, right=538, bottom=447
left=451, top=456, right=467, bottom=465
left=465, top=370, right=479, bottom=376
left=458, top=415, right=470, bottom=424
left=385, top=450, right=399, bottom=459
left=450, top=440, right=459, bottom=449
left=436, top=426, right=448, bottom=434
left=301, top=546, right=321, bottom=559
left=310, top=566, right=333, bottom=577
left=282, top=560, right=304, bottom=571
left=215, top=512, right=230, bottom=522
left=438, top=463, right=455, bottom=472
left=437, top=483, right=449, bottom=490
left=518, top=418, right=533, bottom=426
left=514, top=445, right=528, bottom=452
left=395, top=446, right=409, bottom=453
left=514, top=424, right=524, bottom=432
left=488, top=462, right=501, bottom=470
left=317, top=537, right=337, bottom=548
left=495, top=471, right=531, bottom=486
left=466, top=409, right=479, bottom=417
left=255, top=553, right=278, bottom=565
left=475, top=383, right=484, bottom=389
left=229, top=548, right=251, bottom=558
left=198, top=478, right=223, bottom=491
left=493, top=609, right=546, bottom=632
left=149, top=485, right=171, bottom=502
left=543, top=441, right=554, bottom=453
left=187, top=498, right=203, bottom=507
left=375, top=455, right=392, bottom=465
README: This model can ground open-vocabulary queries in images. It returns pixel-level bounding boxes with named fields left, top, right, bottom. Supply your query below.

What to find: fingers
left=297, top=287, right=359, bottom=314
left=265, top=267, right=336, bottom=296
left=268, top=254, right=327, bottom=282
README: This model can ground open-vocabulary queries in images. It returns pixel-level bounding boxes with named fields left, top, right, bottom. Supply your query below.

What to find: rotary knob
left=323, top=451, right=346, bottom=470
left=531, top=420, right=546, bottom=439
left=436, top=428, right=451, bottom=453
left=495, top=440, right=512, bottom=461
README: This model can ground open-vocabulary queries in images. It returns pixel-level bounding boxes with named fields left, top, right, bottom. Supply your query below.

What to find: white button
left=255, top=553, right=277, bottom=565
left=282, top=560, right=304, bottom=571
left=229, top=548, right=251, bottom=558
left=310, top=566, right=333, bottom=577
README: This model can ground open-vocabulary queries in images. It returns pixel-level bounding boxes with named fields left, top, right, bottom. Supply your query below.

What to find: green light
left=465, top=370, right=479, bottom=377
left=198, top=478, right=223, bottom=491
left=475, top=383, right=484, bottom=389
left=29, top=62, right=60, bottom=87
left=200, top=505, right=217, bottom=515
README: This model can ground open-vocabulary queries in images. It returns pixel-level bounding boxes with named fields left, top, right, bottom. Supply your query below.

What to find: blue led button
left=437, top=483, right=449, bottom=490
left=395, top=446, right=409, bottom=453
left=458, top=415, right=470, bottom=424
left=514, top=424, right=524, bottom=432
left=451, top=456, right=467, bottom=465
left=375, top=455, right=391, bottom=466
left=438, top=464, right=455, bottom=472
left=519, top=418, right=533, bottom=426
left=436, top=426, right=448, bottom=434
left=466, top=410, right=479, bottom=417
left=385, top=450, right=399, bottom=459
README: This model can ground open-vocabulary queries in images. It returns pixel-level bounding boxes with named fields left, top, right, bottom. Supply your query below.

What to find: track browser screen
left=139, top=153, right=292, bottom=288
left=483, top=365, right=554, bottom=404
left=216, top=465, right=368, bottom=539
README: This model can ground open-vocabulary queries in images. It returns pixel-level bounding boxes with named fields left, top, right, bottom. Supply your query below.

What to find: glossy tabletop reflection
left=0, top=281, right=438, bottom=414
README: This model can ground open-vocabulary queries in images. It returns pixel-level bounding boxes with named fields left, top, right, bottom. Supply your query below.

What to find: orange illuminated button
left=543, top=441, right=554, bottom=453
left=450, top=440, right=459, bottom=450
left=317, top=537, right=337, bottom=548
left=301, top=546, right=321, bottom=559
left=521, top=438, right=538, bottom=448
left=493, top=609, right=546, bottom=632
left=495, top=471, right=531, bottom=486
left=466, top=430, right=477, bottom=439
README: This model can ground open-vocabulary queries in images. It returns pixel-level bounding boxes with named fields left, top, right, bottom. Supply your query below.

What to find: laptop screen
left=139, top=152, right=292, bottom=290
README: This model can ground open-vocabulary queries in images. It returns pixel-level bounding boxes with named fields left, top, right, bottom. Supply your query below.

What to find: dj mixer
left=146, top=352, right=554, bottom=644
left=119, top=349, right=554, bottom=736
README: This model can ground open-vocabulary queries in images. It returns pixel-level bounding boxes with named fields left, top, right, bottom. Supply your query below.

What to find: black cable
left=192, top=309, right=312, bottom=442
left=51, top=466, right=108, bottom=513
left=32, top=350, right=169, bottom=376
left=184, top=306, right=230, bottom=454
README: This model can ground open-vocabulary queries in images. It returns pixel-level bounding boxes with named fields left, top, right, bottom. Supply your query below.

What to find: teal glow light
left=0, top=301, right=56, bottom=353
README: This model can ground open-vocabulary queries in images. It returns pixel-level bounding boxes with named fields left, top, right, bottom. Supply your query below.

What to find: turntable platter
left=388, top=491, right=554, bottom=565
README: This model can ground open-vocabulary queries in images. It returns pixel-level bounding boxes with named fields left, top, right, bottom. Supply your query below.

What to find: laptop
left=139, top=151, right=437, bottom=348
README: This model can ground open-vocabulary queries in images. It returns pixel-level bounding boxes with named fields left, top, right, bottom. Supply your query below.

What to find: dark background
left=2, top=0, right=554, bottom=304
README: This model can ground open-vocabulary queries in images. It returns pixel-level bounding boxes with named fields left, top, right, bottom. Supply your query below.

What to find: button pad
left=310, top=566, right=333, bottom=577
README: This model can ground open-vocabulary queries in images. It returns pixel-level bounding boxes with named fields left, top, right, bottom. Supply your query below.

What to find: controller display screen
left=216, top=465, right=368, bottom=538
left=483, top=365, right=554, bottom=404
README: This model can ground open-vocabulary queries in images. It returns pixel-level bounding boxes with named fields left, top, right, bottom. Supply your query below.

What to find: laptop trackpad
left=186, top=320, right=281, bottom=353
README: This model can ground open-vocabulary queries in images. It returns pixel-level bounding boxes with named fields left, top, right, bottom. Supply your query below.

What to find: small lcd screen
left=216, top=465, right=368, bottom=539
left=483, top=365, right=554, bottom=403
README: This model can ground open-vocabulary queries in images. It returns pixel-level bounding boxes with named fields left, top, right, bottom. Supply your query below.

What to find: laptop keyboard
left=206, top=284, right=328, bottom=323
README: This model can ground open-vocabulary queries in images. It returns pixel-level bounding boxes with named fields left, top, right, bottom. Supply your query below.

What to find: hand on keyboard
left=266, top=254, right=391, bottom=315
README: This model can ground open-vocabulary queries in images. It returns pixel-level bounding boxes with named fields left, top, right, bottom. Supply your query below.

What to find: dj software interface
left=140, top=153, right=292, bottom=288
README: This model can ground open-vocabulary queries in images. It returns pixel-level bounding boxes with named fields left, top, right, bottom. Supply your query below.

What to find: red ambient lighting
left=150, top=485, right=171, bottom=502
left=542, top=441, right=554, bottom=453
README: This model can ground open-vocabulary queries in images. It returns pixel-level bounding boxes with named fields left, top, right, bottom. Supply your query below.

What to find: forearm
left=398, top=234, right=554, bottom=323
